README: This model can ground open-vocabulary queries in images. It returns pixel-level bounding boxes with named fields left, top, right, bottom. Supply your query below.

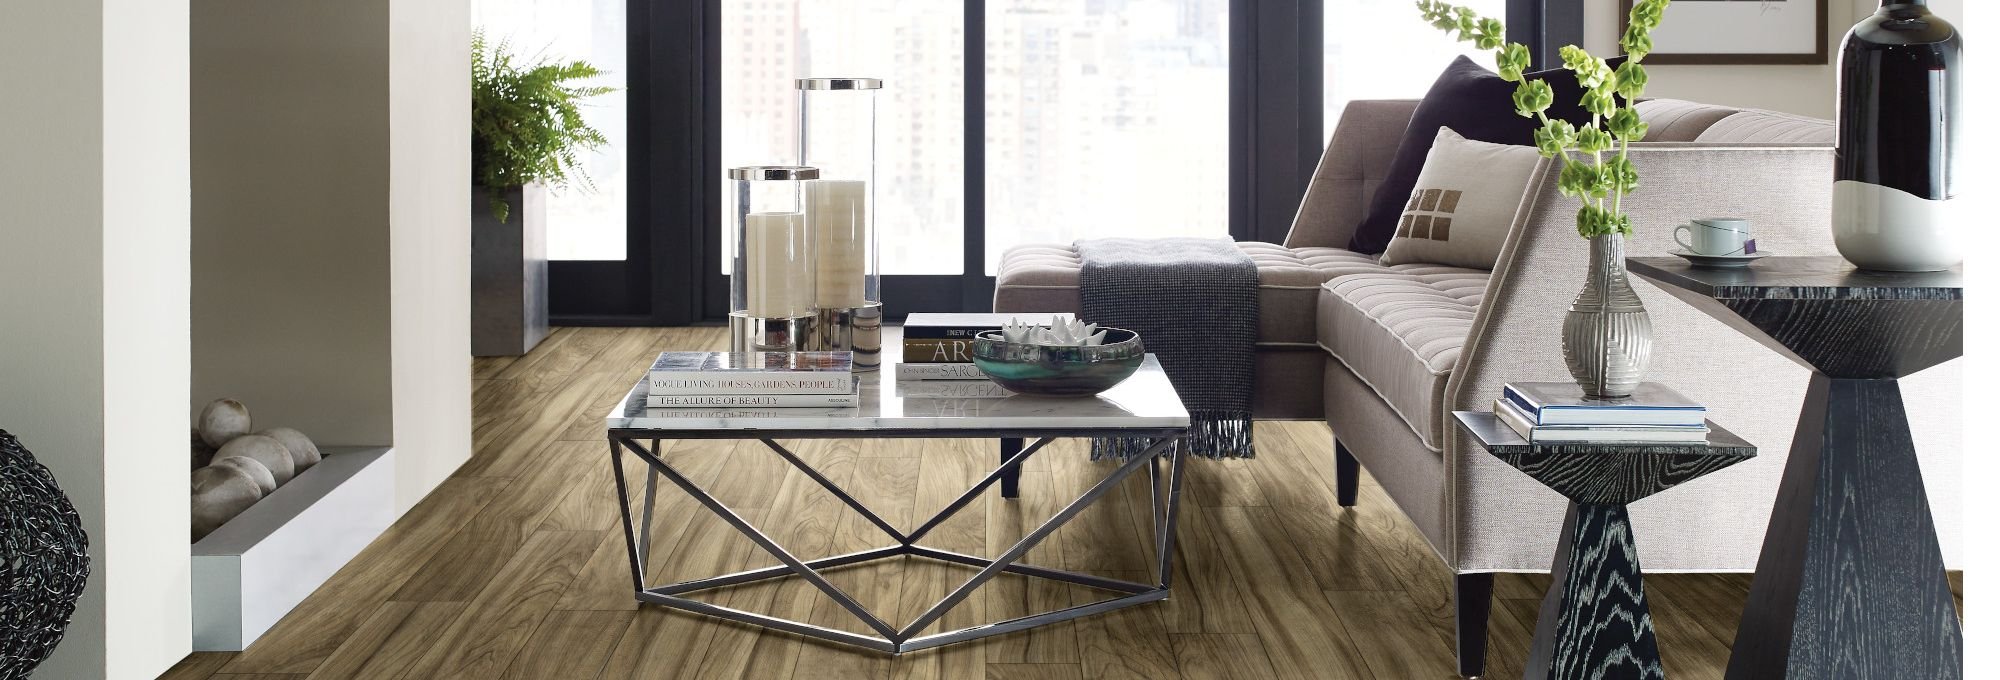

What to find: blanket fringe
left=1091, top=410, right=1254, bottom=461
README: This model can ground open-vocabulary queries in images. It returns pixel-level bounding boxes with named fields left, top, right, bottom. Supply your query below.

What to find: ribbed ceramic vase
left=1562, top=234, right=1652, bottom=398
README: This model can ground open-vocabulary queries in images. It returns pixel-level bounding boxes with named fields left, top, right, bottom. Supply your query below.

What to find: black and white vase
left=1834, top=0, right=1961, bottom=272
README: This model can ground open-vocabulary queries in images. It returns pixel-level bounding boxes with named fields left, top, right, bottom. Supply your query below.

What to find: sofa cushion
left=995, top=242, right=1403, bottom=346
left=1379, top=128, right=1542, bottom=270
left=1696, top=109, right=1835, bottom=144
left=1348, top=55, right=1621, bottom=255
left=1317, top=267, right=1488, bottom=450
left=1636, top=99, right=1742, bottom=142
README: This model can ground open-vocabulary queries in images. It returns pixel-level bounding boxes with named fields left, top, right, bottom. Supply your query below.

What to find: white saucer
left=1671, top=249, right=1770, bottom=269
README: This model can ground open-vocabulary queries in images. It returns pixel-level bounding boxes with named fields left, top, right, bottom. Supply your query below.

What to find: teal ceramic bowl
left=969, top=328, right=1145, bottom=397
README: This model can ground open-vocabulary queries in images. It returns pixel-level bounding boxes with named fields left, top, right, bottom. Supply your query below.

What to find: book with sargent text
left=647, top=351, right=854, bottom=395
left=893, top=363, right=989, bottom=380
left=901, top=338, right=979, bottom=363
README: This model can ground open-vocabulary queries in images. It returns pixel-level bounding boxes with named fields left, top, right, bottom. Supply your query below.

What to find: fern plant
left=1416, top=0, right=1670, bottom=239
left=472, top=30, right=616, bottom=222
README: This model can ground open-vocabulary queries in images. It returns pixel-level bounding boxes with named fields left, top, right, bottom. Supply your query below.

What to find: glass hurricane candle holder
left=798, top=77, right=883, bottom=370
left=729, top=165, right=818, bottom=353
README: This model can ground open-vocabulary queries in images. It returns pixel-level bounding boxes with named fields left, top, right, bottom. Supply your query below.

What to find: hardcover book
left=897, top=381, right=1013, bottom=399
left=647, top=351, right=855, bottom=395
left=902, top=312, right=1073, bottom=340
left=893, top=362, right=990, bottom=381
left=1501, top=381, right=1705, bottom=427
left=646, top=385, right=860, bottom=408
left=1494, top=398, right=1709, bottom=444
left=901, top=338, right=979, bottom=363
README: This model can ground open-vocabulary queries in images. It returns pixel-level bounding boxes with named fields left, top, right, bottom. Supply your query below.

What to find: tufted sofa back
left=1283, top=98, right=1834, bottom=250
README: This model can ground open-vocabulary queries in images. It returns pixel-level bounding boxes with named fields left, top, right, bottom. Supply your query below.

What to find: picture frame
left=1620, top=0, right=1829, bottom=65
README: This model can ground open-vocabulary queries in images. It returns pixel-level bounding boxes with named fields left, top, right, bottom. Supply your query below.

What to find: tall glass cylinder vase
left=798, top=77, right=883, bottom=370
left=729, top=166, right=818, bottom=353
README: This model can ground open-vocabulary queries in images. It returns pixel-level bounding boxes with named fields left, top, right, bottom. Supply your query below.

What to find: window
left=472, top=0, right=628, bottom=261
left=985, top=0, right=1230, bottom=274
left=720, top=1, right=967, bottom=275
left=1323, top=0, right=1502, bottom=133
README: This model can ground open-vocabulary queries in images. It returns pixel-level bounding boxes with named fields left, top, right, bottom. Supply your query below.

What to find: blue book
left=1501, top=382, right=1705, bottom=427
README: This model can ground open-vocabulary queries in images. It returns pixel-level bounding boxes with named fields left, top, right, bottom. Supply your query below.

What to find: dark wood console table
left=1628, top=255, right=1962, bottom=679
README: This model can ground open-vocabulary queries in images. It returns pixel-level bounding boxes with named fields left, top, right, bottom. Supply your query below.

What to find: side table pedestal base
left=1725, top=375, right=1962, bottom=679
left=1525, top=503, right=1663, bottom=680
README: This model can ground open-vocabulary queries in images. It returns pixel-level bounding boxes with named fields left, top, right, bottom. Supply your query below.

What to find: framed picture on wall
left=1620, top=0, right=1829, bottom=65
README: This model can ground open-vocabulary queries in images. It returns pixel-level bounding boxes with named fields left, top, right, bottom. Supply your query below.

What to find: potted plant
left=470, top=31, right=614, bottom=356
left=1417, top=0, right=1670, bottom=398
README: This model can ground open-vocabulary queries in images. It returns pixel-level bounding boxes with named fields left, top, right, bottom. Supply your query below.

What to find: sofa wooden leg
left=998, top=437, right=1022, bottom=499
left=1333, top=439, right=1358, bottom=507
left=1455, top=572, right=1495, bottom=678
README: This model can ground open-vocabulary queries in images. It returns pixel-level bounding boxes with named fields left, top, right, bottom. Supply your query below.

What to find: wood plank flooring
left=165, top=327, right=1964, bottom=680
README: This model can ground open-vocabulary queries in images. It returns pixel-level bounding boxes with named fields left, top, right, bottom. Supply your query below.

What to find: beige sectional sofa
left=992, top=98, right=1963, bottom=677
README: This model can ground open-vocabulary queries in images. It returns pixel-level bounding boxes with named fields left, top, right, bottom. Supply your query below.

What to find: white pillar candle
left=745, top=211, right=808, bottom=318
left=807, top=179, right=868, bottom=308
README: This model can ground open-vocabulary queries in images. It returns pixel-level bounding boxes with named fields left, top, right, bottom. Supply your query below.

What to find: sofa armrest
left=1438, top=143, right=1843, bottom=570
left=1283, top=99, right=1418, bottom=249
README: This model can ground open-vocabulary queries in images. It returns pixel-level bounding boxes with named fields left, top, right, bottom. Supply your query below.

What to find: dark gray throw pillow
left=1346, top=55, right=1617, bottom=254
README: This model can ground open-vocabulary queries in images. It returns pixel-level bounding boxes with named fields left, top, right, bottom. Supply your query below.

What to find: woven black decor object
left=0, top=431, right=89, bottom=678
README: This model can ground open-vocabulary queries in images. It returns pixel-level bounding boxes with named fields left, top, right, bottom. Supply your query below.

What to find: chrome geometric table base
left=608, top=433, right=1186, bottom=654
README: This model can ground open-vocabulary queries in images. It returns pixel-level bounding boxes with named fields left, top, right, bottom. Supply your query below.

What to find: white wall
left=0, top=0, right=193, bottom=677
left=389, top=0, right=475, bottom=511
left=1585, top=0, right=1965, bottom=118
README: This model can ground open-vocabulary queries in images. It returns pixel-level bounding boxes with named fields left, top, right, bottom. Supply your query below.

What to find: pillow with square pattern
left=1378, top=127, right=1542, bottom=270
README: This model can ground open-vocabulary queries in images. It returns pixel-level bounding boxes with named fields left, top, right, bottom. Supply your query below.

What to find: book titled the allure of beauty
left=647, top=351, right=854, bottom=395
left=645, top=385, right=861, bottom=408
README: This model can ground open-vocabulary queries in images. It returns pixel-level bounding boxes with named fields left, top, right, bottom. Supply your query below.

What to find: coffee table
left=1628, top=256, right=1963, bottom=679
left=603, top=354, right=1189, bottom=654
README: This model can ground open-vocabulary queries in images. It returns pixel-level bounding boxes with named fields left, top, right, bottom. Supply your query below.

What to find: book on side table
left=1493, top=381, right=1708, bottom=444
left=646, top=351, right=859, bottom=408
left=896, top=312, right=1072, bottom=380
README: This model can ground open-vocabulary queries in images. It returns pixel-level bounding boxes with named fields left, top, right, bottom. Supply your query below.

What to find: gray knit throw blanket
left=1077, top=237, right=1257, bottom=460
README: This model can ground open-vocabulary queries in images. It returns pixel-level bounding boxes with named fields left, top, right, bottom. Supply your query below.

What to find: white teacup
left=1675, top=217, right=1753, bottom=256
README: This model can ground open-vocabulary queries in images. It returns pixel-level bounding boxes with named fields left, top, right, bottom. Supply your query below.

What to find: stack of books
left=1493, top=382, right=1708, bottom=444
left=896, top=312, right=1071, bottom=381
left=645, top=351, right=858, bottom=408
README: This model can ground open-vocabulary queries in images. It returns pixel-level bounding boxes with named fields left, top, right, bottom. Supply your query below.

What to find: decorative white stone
left=193, top=428, right=217, bottom=470
left=192, top=465, right=262, bottom=542
left=199, top=398, right=253, bottom=448
left=211, top=456, right=277, bottom=495
left=258, top=427, right=321, bottom=472
left=1002, top=317, right=1104, bottom=347
left=216, top=434, right=295, bottom=486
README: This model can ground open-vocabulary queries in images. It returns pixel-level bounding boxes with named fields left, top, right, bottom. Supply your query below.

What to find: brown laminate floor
left=162, top=326, right=1964, bottom=680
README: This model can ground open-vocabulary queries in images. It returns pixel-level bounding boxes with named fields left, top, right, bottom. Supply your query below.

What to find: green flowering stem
left=1415, top=0, right=1669, bottom=239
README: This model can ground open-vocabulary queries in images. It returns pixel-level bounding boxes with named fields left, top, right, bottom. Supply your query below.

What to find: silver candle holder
left=798, top=77, right=883, bottom=370
left=727, top=165, right=819, bottom=353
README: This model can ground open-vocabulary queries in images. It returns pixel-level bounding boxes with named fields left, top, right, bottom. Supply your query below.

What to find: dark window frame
left=550, top=0, right=1573, bottom=325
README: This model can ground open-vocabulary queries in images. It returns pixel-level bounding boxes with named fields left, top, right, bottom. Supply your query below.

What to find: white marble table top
left=606, top=353, right=1189, bottom=435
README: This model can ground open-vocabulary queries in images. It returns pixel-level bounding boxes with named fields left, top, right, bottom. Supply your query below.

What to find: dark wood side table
left=1628, top=256, right=1963, bottom=679
left=1454, top=411, right=1755, bottom=680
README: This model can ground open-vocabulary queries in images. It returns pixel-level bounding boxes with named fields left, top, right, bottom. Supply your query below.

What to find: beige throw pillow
left=1378, top=127, right=1542, bottom=270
